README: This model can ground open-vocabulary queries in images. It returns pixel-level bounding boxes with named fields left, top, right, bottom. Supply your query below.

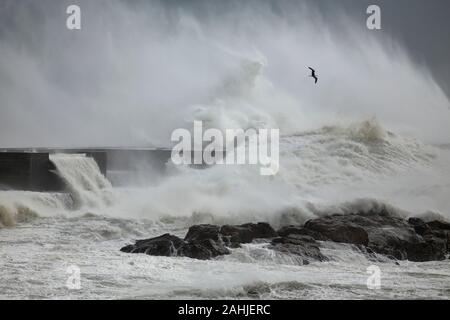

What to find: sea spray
left=0, top=191, right=72, bottom=227
left=50, top=154, right=114, bottom=209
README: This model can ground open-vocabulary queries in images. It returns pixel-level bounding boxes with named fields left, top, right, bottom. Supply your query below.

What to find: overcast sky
left=0, top=0, right=449, bottom=147
left=141, top=0, right=450, bottom=96
left=318, top=0, right=450, bottom=97
left=0, top=0, right=448, bottom=95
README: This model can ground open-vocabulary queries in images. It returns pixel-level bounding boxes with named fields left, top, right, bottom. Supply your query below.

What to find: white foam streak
left=50, top=154, right=114, bottom=209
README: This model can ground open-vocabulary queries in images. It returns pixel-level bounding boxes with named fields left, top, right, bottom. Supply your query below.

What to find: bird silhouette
left=308, top=67, right=318, bottom=84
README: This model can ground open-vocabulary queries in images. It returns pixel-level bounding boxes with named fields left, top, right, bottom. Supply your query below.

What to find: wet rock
left=120, top=233, right=183, bottom=256
left=184, top=224, right=221, bottom=242
left=405, top=238, right=447, bottom=262
left=120, top=233, right=230, bottom=260
left=270, top=234, right=328, bottom=263
left=178, top=239, right=230, bottom=260
left=219, top=222, right=277, bottom=246
left=304, top=216, right=369, bottom=246
left=427, top=220, right=450, bottom=231
left=408, top=217, right=430, bottom=236
left=276, top=225, right=326, bottom=240
left=121, top=222, right=277, bottom=260
left=121, top=214, right=450, bottom=262
left=184, top=222, right=277, bottom=247
left=425, top=220, right=450, bottom=253
left=302, top=212, right=449, bottom=262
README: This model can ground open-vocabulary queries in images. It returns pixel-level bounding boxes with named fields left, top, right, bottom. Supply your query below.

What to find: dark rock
left=427, top=220, right=450, bottom=231
left=184, top=224, right=221, bottom=242
left=304, top=216, right=369, bottom=246
left=276, top=225, right=327, bottom=240
left=121, top=222, right=276, bottom=260
left=277, top=225, right=304, bottom=237
left=244, top=222, right=278, bottom=239
left=270, top=234, right=327, bottom=262
left=408, top=218, right=450, bottom=256
left=177, top=239, right=230, bottom=260
left=200, top=239, right=231, bottom=256
left=426, top=220, right=450, bottom=253
left=178, top=239, right=230, bottom=260
left=184, top=222, right=277, bottom=248
left=119, top=244, right=135, bottom=253
left=120, top=233, right=184, bottom=256
left=302, top=212, right=449, bottom=262
left=121, top=214, right=450, bottom=263
left=408, top=217, right=430, bottom=236
left=220, top=222, right=277, bottom=246
left=177, top=242, right=211, bottom=260
left=121, top=233, right=229, bottom=260
left=406, top=237, right=447, bottom=262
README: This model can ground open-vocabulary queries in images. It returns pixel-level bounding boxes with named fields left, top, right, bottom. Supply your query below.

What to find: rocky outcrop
left=121, top=211, right=450, bottom=262
left=121, top=222, right=277, bottom=260
left=305, top=217, right=369, bottom=246
left=120, top=233, right=230, bottom=260
left=269, top=234, right=328, bottom=264
left=184, top=222, right=277, bottom=247
left=278, top=210, right=450, bottom=262
left=184, top=224, right=221, bottom=242
left=120, top=233, right=183, bottom=256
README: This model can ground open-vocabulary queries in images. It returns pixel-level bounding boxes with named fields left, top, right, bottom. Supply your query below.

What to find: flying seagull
left=308, top=67, right=318, bottom=84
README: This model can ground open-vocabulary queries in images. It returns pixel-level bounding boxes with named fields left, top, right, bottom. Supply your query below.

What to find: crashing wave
left=0, top=191, right=72, bottom=228
left=50, top=154, right=114, bottom=209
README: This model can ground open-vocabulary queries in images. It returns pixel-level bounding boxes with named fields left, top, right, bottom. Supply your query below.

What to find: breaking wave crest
left=1, top=117, right=448, bottom=231
left=82, top=118, right=448, bottom=228
left=50, top=154, right=114, bottom=209
left=1, top=29, right=450, bottom=228
left=0, top=191, right=72, bottom=228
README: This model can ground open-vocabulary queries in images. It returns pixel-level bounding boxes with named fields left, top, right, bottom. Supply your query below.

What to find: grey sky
left=0, top=0, right=449, bottom=147
left=316, top=0, right=450, bottom=97
left=0, top=0, right=448, bottom=95
left=146, top=0, right=450, bottom=96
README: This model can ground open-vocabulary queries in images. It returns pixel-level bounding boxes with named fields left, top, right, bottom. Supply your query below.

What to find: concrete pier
left=0, top=148, right=171, bottom=191
left=106, top=149, right=171, bottom=172
left=0, top=152, right=62, bottom=191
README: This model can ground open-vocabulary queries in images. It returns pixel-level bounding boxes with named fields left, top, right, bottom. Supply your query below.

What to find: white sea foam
left=50, top=154, right=114, bottom=209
